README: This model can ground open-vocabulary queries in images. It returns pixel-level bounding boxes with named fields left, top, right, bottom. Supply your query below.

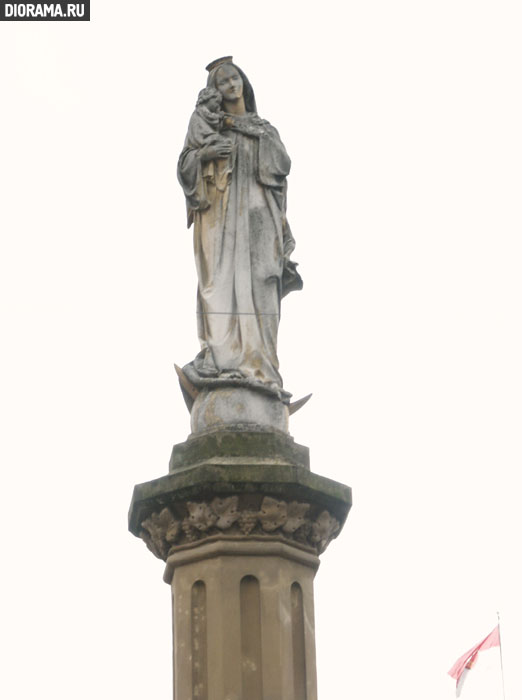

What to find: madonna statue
left=177, top=57, right=303, bottom=430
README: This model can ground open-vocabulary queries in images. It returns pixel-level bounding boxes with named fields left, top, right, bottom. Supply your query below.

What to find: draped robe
left=178, top=112, right=297, bottom=397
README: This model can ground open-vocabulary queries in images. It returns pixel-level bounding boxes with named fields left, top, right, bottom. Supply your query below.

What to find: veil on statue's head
left=206, top=56, right=257, bottom=114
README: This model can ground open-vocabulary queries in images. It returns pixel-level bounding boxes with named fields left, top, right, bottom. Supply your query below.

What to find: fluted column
left=164, top=540, right=319, bottom=700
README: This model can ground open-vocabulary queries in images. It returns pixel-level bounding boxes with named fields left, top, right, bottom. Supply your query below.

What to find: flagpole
left=497, top=612, right=507, bottom=700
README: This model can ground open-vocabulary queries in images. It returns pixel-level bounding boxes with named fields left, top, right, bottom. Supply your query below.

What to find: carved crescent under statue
left=175, top=364, right=311, bottom=417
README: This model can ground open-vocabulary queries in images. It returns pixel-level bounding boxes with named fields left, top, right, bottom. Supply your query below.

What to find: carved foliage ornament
left=140, top=496, right=340, bottom=560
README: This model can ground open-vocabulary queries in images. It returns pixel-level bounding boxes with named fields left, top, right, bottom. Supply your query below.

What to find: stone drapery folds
left=177, top=58, right=302, bottom=402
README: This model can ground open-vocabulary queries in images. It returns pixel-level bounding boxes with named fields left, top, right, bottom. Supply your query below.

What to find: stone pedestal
left=128, top=430, right=351, bottom=700
left=190, top=387, right=290, bottom=434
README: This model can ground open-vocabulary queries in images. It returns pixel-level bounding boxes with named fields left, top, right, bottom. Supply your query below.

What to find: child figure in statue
left=194, top=87, right=227, bottom=133
left=179, top=85, right=234, bottom=226
left=186, top=87, right=234, bottom=188
left=195, top=86, right=261, bottom=139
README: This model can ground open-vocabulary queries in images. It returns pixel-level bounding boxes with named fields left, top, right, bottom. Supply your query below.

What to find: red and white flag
left=448, top=625, right=500, bottom=696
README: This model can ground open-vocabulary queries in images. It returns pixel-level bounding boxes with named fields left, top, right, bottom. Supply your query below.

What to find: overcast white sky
left=1, top=1, right=521, bottom=699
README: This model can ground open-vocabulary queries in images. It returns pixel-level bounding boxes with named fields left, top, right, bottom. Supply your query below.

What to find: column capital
left=128, top=430, right=351, bottom=563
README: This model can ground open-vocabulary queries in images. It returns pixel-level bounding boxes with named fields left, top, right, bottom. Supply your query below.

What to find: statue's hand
left=199, top=140, right=233, bottom=162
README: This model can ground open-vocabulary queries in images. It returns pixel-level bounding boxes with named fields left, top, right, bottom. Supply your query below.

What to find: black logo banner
left=0, top=1, right=90, bottom=20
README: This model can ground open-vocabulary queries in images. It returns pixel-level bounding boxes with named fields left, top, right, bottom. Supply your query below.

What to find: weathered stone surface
left=140, top=494, right=341, bottom=558
left=169, top=428, right=309, bottom=472
left=165, top=540, right=319, bottom=700
left=129, top=430, right=351, bottom=559
left=190, top=386, right=289, bottom=434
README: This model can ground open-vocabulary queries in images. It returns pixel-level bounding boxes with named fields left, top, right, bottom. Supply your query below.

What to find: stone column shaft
left=165, top=540, right=319, bottom=700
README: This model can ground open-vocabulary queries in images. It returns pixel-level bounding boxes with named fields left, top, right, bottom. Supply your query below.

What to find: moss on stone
left=169, top=429, right=309, bottom=472
left=129, top=443, right=352, bottom=539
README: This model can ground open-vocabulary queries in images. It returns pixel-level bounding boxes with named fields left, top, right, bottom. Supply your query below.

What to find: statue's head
left=206, top=57, right=257, bottom=113
left=214, top=64, right=243, bottom=104
left=196, top=87, right=223, bottom=113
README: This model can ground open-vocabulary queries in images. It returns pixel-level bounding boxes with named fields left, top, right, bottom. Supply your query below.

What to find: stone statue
left=177, top=57, right=304, bottom=432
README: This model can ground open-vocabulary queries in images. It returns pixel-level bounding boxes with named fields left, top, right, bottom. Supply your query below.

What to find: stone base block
left=169, top=428, right=310, bottom=473
left=190, top=386, right=289, bottom=434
